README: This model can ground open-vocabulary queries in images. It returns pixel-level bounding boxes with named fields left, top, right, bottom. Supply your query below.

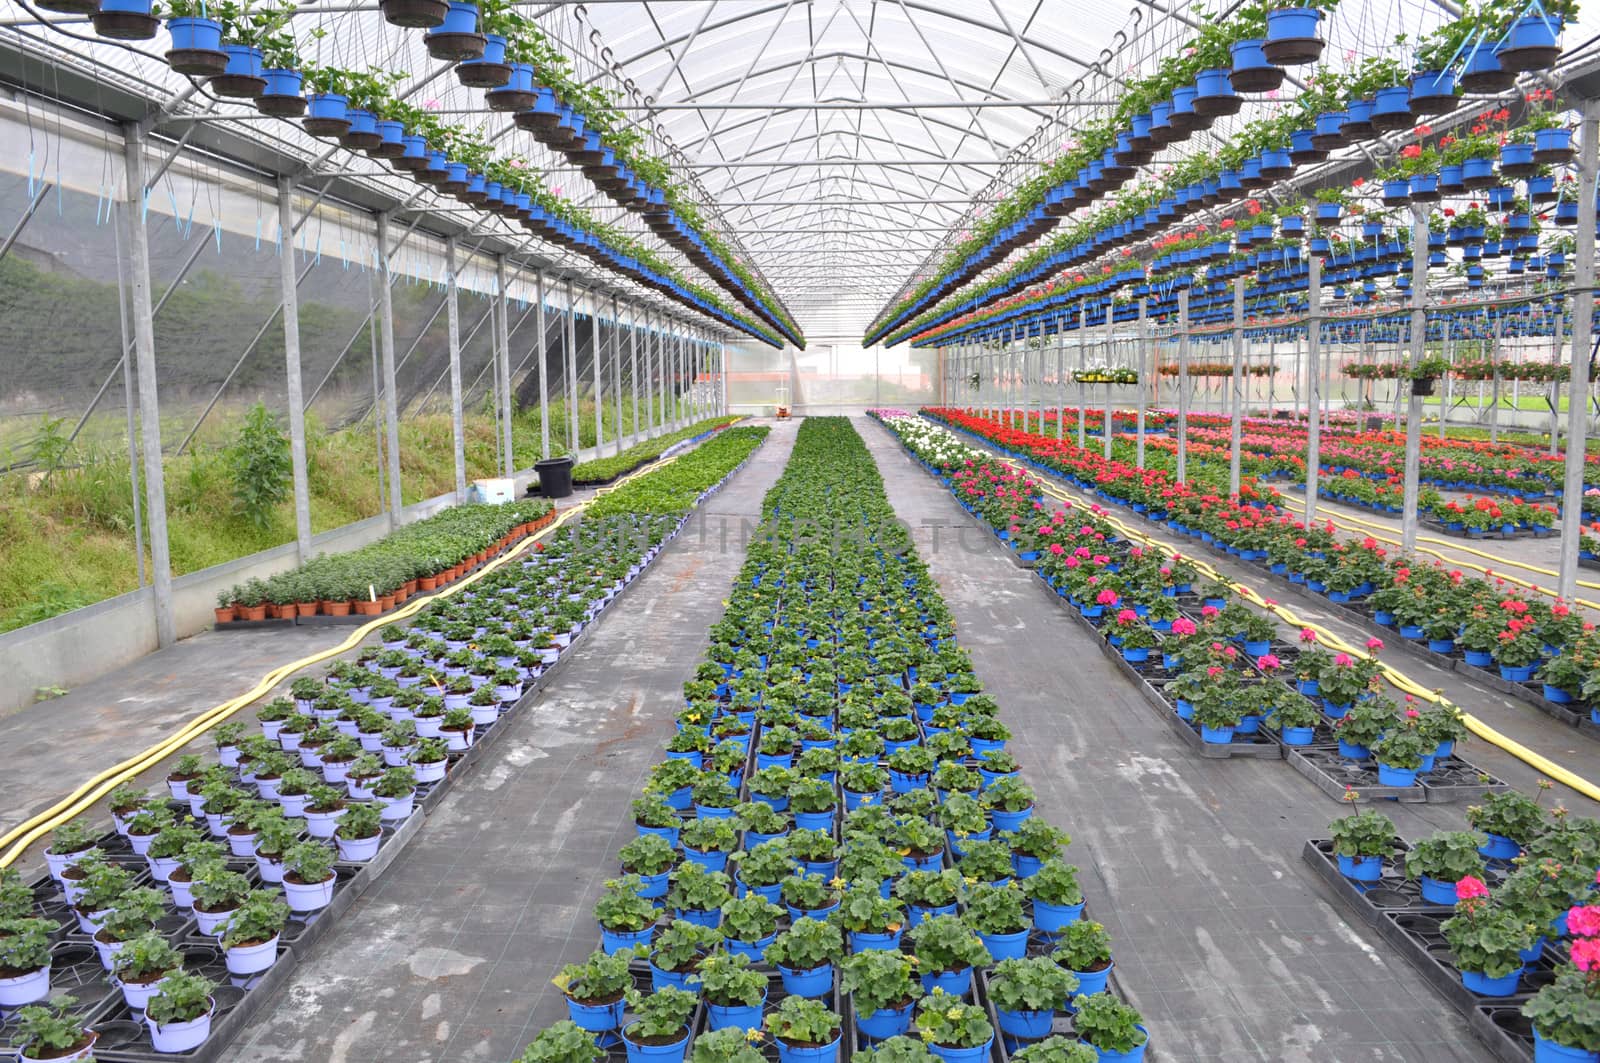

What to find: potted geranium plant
left=763, top=997, right=842, bottom=1063
left=13, top=998, right=97, bottom=1061
left=905, top=914, right=990, bottom=997
left=696, top=951, right=768, bottom=1032
left=766, top=917, right=844, bottom=999
left=0, top=917, right=56, bottom=1008
left=913, top=987, right=994, bottom=1063
left=1022, top=858, right=1085, bottom=933
left=841, top=949, right=921, bottom=1040
left=1523, top=966, right=1600, bottom=1060
left=1405, top=830, right=1488, bottom=906
left=1052, top=919, right=1114, bottom=997
left=110, top=931, right=182, bottom=1012
left=517, top=1020, right=606, bottom=1063
left=621, top=986, right=698, bottom=1063
left=987, top=955, right=1078, bottom=1041
left=144, top=969, right=218, bottom=1052
left=1071, top=993, right=1149, bottom=1061
left=1328, top=809, right=1394, bottom=881
left=553, top=948, right=634, bottom=1032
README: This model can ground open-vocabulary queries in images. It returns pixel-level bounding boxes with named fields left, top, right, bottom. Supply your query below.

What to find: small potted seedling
left=111, top=931, right=183, bottom=1012
left=144, top=969, right=218, bottom=1052
left=220, top=890, right=289, bottom=976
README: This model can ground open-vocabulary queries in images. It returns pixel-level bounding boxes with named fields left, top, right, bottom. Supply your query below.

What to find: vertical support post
left=1230, top=276, right=1245, bottom=496
left=375, top=211, right=404, bottom=521
left=495, top=254, right=513, bottom=476
left=1305, top=252, right=1323, bottom=526
left=611, top=294, right=623, bottom=455
left=1177, top=290, right=1191, bottom=484
left=1559, top=97, right=1599, bottom=599
left=630, top=305, right=641, bottom=443
left=565, top=281, right=579, bottom=453
left=720, top=339, right=729, bottom=416
left=123, top=128, right=176, bottom=646
left=110, top=199, right=146, bottom=588
left=645, top=311, right=657, bottom=434
left=593, top=299, right=605, bottom=456
left=1076, top=321, right=1087, bottom=448
left=1401, top=205, right=1429, bottom=552
left=444, top=237, right=468, bottom=500
left=1055, top=326, right=1065, bottom=440
left=1102, top=322, right=1112, bottom=461
left=275, top=175, right=313, bottom=557
left=535, top=270, right=550, bottom=460
left=1136, top=299, right=1148, bottom=469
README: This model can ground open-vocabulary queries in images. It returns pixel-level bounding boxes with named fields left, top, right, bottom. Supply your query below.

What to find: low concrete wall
left=0, top=437, right=641, bottom=717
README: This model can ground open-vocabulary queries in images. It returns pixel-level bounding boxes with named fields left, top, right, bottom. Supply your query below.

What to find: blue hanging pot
left=1408, top=70, right=1458, bottom=115
left=164, top=16, right=225, bottom=75
left=303, top=92, right=352, bottom=137
left=1229, top=39, right=1283, bottom=93
left=1535, top=127, right=1576, bottom=164
left=92, top=0, right=159, bottom=40
left=1371, top=85, right=1412, bottom=129
left=257, top=68, right=306, bottom=117
left=458, top=32, right=512, bottom=88
left=1496, top=14, right=1563, bottom=72
left=1263, top=6, right=1324, bottom=65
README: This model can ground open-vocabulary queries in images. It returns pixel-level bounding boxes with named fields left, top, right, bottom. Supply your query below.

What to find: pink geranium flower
left=1455, top=876, right=1490, bottom=902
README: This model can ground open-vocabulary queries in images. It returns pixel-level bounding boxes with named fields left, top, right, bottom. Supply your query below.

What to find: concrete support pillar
left=593, top=300, right=605, bottom=455
left=565, top=281, right=579, bottom=453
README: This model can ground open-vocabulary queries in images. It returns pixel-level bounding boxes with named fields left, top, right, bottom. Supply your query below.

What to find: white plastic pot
left=298, top=746, right=324, bottom=768
left=283, top=874, right=336, bottom=912
left=376, top=789, right=415, bottom=821
left=44, top=845, right=93, bottom=881
left=193, top=904, right=236, bottom=936
left=279, top=731, right=303, bottom=752
left=227, top=829, right=258, bottom=858
left=347, top=777, right=377, bottom=801
left=94, top=934, right=128, bottom=971
left=473, top=702, right=504, bottom=726
left=147, top=1000, right=214, bottom=1052
left=336, top=831, right=381, bottom=861
left=260, top=719, right=285, bottom=741
left=278, top=792, right=309, bottom=817
left=322, top=759, right=352, bottom=785
left=166, top=778, right=190, bottom=801
left=19, top=1030, right=96, bottom=1061
left=168, top=874, right=196, bottom=909
left=218, top=744, right=241, bottom=768
left=225, top=935, right=280, bottom=976
left=147, top=853, right=181, bottom=882
left=443, top=726, right=475, bottom=752
left=358, top=731, right=385, bottom=752
left=203, top=812, right=229, bottom=838
left=0, top=964, right=50, bottom=1008
left=414, top=716, right=445, bottom=738
left=75, top=906, right=110, bottom=935
left=254, top=853, right=286, bottom=885
left=127, top=830, right=157, bottom=856
left=256, top=775, right=282, bottom=800
left=382, top=745, right=415, bottom=767
left=303, top=806, right=345, bottom=839
left=117, top=971, right=168, bottom=1012
left=412, top=759, right=446, bottom=784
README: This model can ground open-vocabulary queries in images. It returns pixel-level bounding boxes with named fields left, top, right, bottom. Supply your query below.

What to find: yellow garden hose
left=990, top=453, right=1600, bottom=805
left=0, top=445, right=695, bottom=869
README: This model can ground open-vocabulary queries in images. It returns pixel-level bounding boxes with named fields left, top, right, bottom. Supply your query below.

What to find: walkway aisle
left=232, top=420, right=799, bottom=1062
left=857, top=416, right=1490, bottom=1063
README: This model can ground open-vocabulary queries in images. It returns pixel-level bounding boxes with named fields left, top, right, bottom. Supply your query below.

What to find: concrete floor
left=229, top=419, right=801, bottom=1061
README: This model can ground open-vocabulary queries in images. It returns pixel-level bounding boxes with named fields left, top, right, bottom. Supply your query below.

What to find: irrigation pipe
left=973, top=444, right=1600, bottom=806
left=0, top=447, right=691, bottom=870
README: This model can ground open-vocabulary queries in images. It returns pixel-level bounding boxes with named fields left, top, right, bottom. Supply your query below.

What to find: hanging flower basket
left=457, top=33, right=512, bottom=88
left=1408, top=70, right=1458, bottom=115
left=210, top=44, right=265, bottom=98
left=1193, top=68, right=1241, bottom=116
left=302, top=92, right=352, bottom=138
left=256, top=68, right=306, bottom=116
left=1262, top=6, right=1325, bottom=65
left=1496, top=15, right=1563, bottom=72
left=1228, top=39, right=1284, bottom=93
left=339, top=109, right=382, bottom=152
left=379, top=0, right=447, bottom=27
left=164, top=17, right=227, bottom=77
left=485, top=61, right=538, bottom=110
left=424, top=2, right=485, bottom=61
left=1460, top=43, right=1516, bottom=93
left=91, top=0, right=158, bottom=39
left=1370, top=85, right=1413, bottom=130
left=1534, top=127, right=1576, bottom=165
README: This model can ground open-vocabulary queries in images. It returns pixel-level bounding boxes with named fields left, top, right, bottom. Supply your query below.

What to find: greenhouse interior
left=10, top=0, right=1600, bottom=1059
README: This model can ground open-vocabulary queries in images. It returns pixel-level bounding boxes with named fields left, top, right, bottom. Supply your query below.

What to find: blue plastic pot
left=726, top=932, right=776, bottom=964
left=566, top=994, right=625, bottom=1033
left=1243, top=639, right=1271, bottom=657
left=1533, top=1029, right=1599, bottom=1062
left=921, top=966, right=973, bottom=997
left=996, top=1008, right=1053, bottom=1040
left=1536, top=127, right=1574, bottom=158
left=1464, top=650, right=1494, bottom=667
left=306, top=92, right=349, bottom=123
left=166, top=15, right=221, bottom=51
left=1382, top=178, right=1410, bottom=202
left=1411, top=173, right=1439, bottom=198
left=1337, top=739, right=1368, bottom=761
left=1266, top=6, right=1320, bottom=44
left=907, top=901, right=959, bottom=929
left=1373, top=85, right=1411, bottom=122
left=1501, top=142, right=1535, bottom=170
left=1194, top=68, right=1236, bottom=107
left=1084, top=1032, right=1148, bottom=1063
left=707, top=988, right=767, bottom=1032
left=601, top=924, right=654, bottom=955
left=1544, top=684, right=1574, bottom=704
left=261, top=68, right=303, bottom=98
left=794, top=809, right=834, bottom=832
left=1034, top=898, right=1085, bottom=933
left=649, top=958, right=698, bottom=993
left=1338, top=854, right=1382, bottom=881
left=1282, top=726, right=1315, bottom=746
left=1498, top=14, right=1563, bottom=70
left=1480, top=833, right=1521, bottom=861
left=1461, top=967, right=1523, bottom=997
left=1069, top=961, right=1112, bottom=999
left=927, top=1036, right=994, bottom=1063
left=1428, top=638, right=1456, bottom=654
left=778, top=962, right=833, bottom=999
left=776, top=1034, right=841, bottom=1063
left=977, top=928, right=1029, bottom=960
left=222, top=43, right=262, bottom=78
left=1376, top=763, right=1418, bottom=787
left=399, top=134, right=427, bottom=162
left=1200, top=724, right=1234, bottom=745
left=850, top=927, right=903, bottom=953
left=1420, top=876, right=1461, bottom=906
left=682, top=846, right=729, bottom=873
left=624, top=1028, right=689, bottom=1063
left=375, top=118, right=404, bottom=149
left=635, top=869, right=670, bottom=899
left=1499, top=663, right=1536, bottom=682
left=857, top=1001, right=915, bottom=1041
left=1229, top=39, right=1272, bottom=79
left=1409, top=70, right=1457, bottom=110
left=429, top=0, right=478, bottom=33
left=785, top=900, right=840, bottom=925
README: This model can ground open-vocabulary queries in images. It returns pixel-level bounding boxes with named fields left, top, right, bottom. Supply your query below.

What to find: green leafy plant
left=963, top=882, right=1027, bottom=935
left=721, top=894, right=784, bottom=944
left=914, top=988, right=992, bottom=1048
left=1441, top=896, right=1535, bottom=979
left=1053, top=920, right=1112, bottom=973
left=905, top=914, right=991, bottom=973
left=764, top=996, right=840, bottom=1046
left=1523, top=968, right=1600, bottom=1053
left=623, top=985, right=698, bottom=1042
left=1405, top=831, right=1486, bottom=883
left=1328, top=810, right=1394, bottom=858
left=1009, top=1036, right=1098, bottom=1063
left=517, top=1020, right=607, bottom=1063
left=145, top=969, right=216, bottom=1027
left=767, top=917, right=844, bottom=971
left=1022, top=859, right=1084, bottom=908
left=12, top=999, right=92, bottom=1058
left=688, top=1027, right=766, bottom=1063
left=840, top=949, right=921, bottom=1017
left=226, top=402, right=292, bottom=531
left=221, top=890, right=289, bottom=950
left=1070, top=993, right=1147, bottom=1053
left=553, top=948, right=634, bottom=1003
left=987, top=955, right=1079, bottom=1012
left=694, top=950, right=766, bottom=1007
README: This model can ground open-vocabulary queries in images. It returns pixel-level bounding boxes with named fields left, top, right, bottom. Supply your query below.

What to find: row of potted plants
left=571, top=417, right=743, bottom=486
left=64, top=0, right=800, bottom=346
left=0, top=426, right=774, bottom=1062
left=519, top=417, right=1152, bottom=1063
left=215, top=499, right=554, bottom=623
left=916, top=407, right=1600, bottom=739
left=1325, top=796, right=1600, bottom=1061
left=875, top=9, right=1580, bottom=348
